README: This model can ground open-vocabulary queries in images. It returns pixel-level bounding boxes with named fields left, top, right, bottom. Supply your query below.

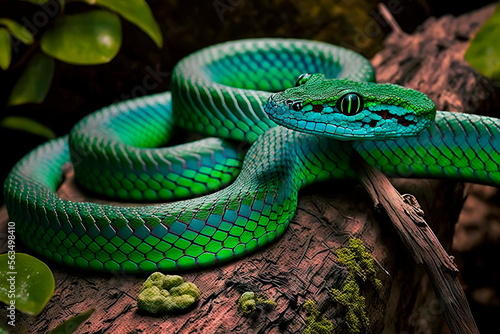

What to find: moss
left=335, top=238, right=382, bottom=291
left=237, top=291, right=276, bottom=315
left=329, top=237, right=382, bottom=333
left=302, top=299, right=335, bottom=334
left=238, top=291, right=257, bottom=314
left=137, top=272, right=201, bottom=315
left=330, top=278, right=368, bottom=333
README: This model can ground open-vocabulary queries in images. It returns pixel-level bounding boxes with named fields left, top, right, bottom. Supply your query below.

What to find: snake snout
left=264, top=93, right=287, bottom=117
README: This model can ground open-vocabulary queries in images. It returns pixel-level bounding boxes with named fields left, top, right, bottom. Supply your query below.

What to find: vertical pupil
left=345, top=95, right=356, bottom=113
left=338, top=93, right=363, bottom=115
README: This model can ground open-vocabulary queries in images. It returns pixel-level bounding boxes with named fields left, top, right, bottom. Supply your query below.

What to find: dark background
left=0, top=0, right=498, bottom=332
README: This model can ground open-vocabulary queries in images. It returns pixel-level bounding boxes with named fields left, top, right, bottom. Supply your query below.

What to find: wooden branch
left=352, top=152, right=479, bottom=334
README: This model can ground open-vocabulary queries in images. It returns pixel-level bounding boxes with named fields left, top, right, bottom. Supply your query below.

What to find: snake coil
left=4, top=39, right=500, bottom=273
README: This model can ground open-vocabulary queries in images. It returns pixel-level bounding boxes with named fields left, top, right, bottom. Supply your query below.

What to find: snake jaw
left=371, top=109, right=418, bottom=126
left=265, top=98, right=434, bottom=140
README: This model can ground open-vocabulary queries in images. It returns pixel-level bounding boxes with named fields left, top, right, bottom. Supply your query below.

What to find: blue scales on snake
left=4, top=38, right=500, bottom=273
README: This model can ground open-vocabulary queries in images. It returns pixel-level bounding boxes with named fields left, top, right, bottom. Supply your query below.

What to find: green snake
left=4, top=38, right=500, bottom=274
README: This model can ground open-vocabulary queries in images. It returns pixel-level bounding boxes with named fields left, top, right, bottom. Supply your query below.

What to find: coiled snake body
left=4, top=39, right=500, bottom=273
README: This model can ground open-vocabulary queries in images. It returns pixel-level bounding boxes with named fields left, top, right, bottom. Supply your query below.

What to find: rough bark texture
left=372, top=4, right=500, bottom=333
left=0, top=177, right=464, bottom=334
left=0, top=4, right=498, bottom=334
left=353, top=154, right=478, bottom=333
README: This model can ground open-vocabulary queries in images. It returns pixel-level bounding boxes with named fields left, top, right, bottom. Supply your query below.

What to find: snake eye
left=295, top=73, right=311, bottom=87
left=290, top=101, right=303, bottom=111
left=336, top=93, right=364, bottom=116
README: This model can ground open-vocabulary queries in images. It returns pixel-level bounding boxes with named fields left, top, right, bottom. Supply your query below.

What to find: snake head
left=264, top=73, right=436, bottom=140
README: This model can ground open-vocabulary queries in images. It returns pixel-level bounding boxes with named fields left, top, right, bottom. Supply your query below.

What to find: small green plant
left=329, top=238, right=382, bottom=333
left=136, top=272, right=201, bottom=315
left=236, top=291, right=276, bottom=315
left=0, top=252, right=79, bottom=333
left=302, top=299, right=335, bottom=334
left=47, top=308, right=95, bottom=334
left=0, top=0, right=163, bottom=138
left=0, top=253, right=55, bottom=316
left=330, top=278, right=368, bottom=334
left=334, top=237, right=382, bottom=291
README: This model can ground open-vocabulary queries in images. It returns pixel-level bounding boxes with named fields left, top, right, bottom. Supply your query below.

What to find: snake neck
left=354, top=111, right=500, bottom=185
left=241, top=126, right=356, bottom=191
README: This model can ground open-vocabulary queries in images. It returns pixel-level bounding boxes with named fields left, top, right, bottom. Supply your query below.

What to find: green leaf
left=0, top=28, right=11, bottom=70
left=83, top=0, right=163, bottom=48
left=8, top=52, right=54, bottom=106
left=1, top=116, right=56, bottom=139
left=41, top=10, right=122, bottom=65
left=0, top=253, right=55, bottom=316
left=465, top=4, right=500, bottom=80
left=0, top=18, right=34, bottom=45
left=48, top=308, right=95, bottom=334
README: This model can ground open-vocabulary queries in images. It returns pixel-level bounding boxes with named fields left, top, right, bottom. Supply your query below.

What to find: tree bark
left=353, top=153, right=478, bottom=333
left=0, top=4, right=497, bottom=333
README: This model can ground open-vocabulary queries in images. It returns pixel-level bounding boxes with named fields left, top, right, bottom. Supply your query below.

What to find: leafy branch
left=0, top=0, right=163, bottom=138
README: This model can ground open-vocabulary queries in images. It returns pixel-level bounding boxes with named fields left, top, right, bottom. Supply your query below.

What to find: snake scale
left=4, top=39, right=500, bottom=273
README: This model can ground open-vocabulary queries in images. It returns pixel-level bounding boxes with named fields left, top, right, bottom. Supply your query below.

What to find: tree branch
left=352, top=151, right=479, bottom=334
